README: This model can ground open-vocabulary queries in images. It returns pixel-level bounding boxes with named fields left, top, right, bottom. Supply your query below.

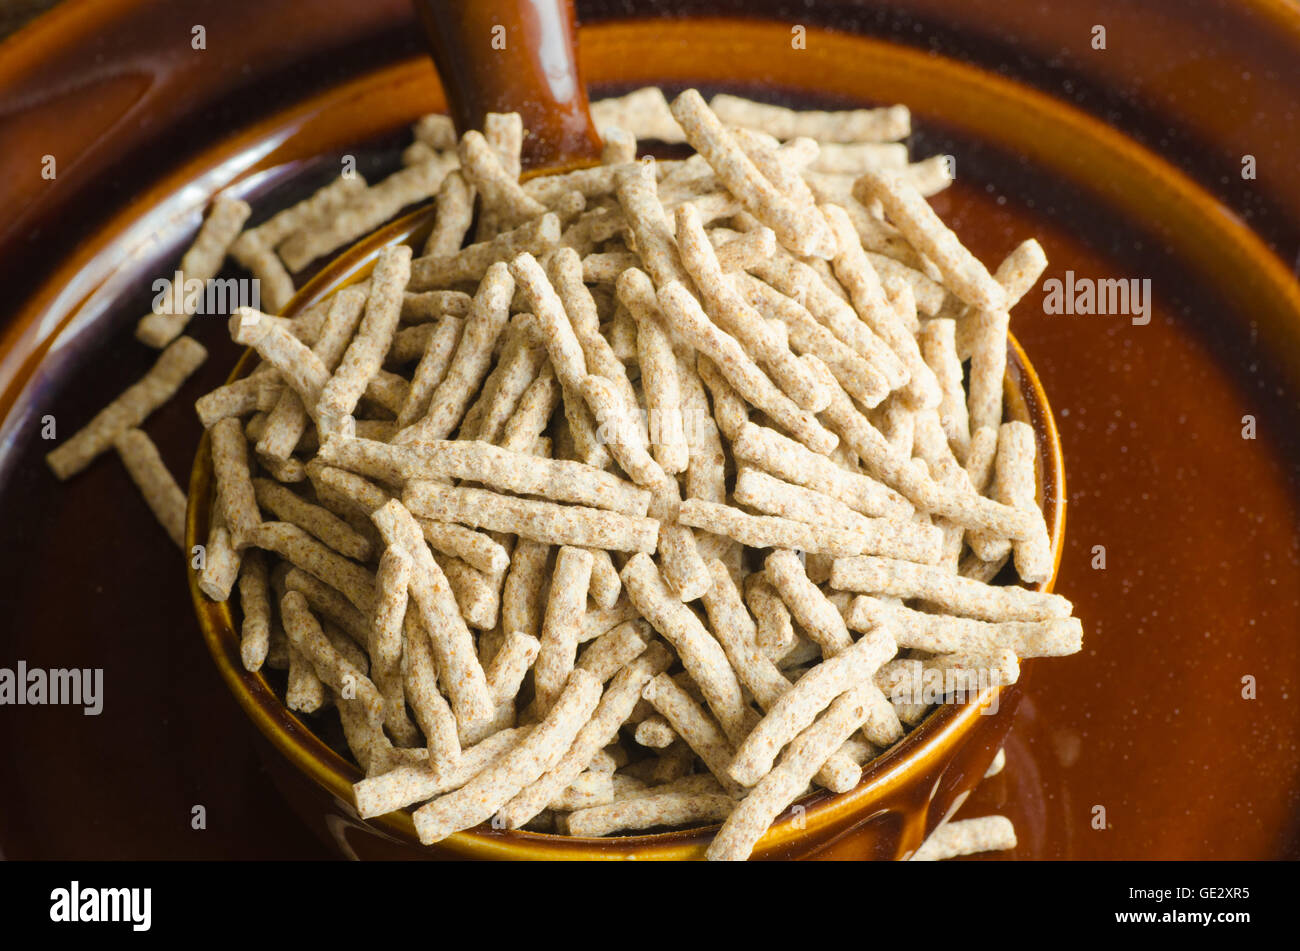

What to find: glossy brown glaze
left=0, top=4, right=1298, bottom=860
left=413, top=0, right=602, bottom=172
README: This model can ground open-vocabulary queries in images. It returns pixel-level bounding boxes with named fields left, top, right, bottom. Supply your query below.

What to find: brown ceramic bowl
left=186, top=39, right=1068, bottom=859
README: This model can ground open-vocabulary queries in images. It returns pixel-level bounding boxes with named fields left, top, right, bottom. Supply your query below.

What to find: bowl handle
left=412, top=0, right=603, bottom=173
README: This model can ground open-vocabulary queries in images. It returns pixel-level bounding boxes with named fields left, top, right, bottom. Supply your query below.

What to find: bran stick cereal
left=763, top=549, right=854, bottom=658
left=236, top=549, right=272, bottom=671
left=252, top=478, right=371, bottom=561
left=567, top=791, right=736, bottom=837
left=424, top=171, right=475, bottom=258
left=620, top=554, right=750, bottom=744
left=136, top=195, right=251, bottom=347
left=279, top=154, right=457, bottom=270
left=280, top=591, right=383, bottom=723
left=485, top=631, right=542, bottom=705
left=458, top=130, right=548, bottom=227
left=395, top=261, right=514, bottom=444
left=614, top=161, right=692, bottom=288
left=590, top=87, right=685, bottom=143
left=709, top=93, right=910, bottom=142
left=577, top=619, right=651, bottom=682
left=402, top=612, right=462, bottom=775
left=254, top=521, right=375, bottom=613
left=410, top=213, right=560, bottom=288
left=996, top=422, right=1054, bottom=583
left=829, top=555, right=1072, bottom=621
left=586, top=548, right=623, bottom=611
left=708, top=678, right=888, bottom=860
left=370, top=500, right=494, bottom=736
left=404, top=482, right=660, bottom=553
left=112, top=428, right=187, bottom=547
left=699, top=559, right=792, bottom=709
left=745, top=573, right=797, bottom=660
left=670, top=90, right=832, bottom=258
left=209, top=416, right=262, bottom=549
left=47, top=336, right=207, bottom=479
left=412, top=668, right=602, bottom=843
left=394, top=313, right=465, bottom=428
left=919, top=317, right=971, bottom=461
left=498, top=364, right=561, bottom=453
left=315, top=245, right=412, bottom=434
left=371, top=546, right=420, bottom=745
left=657, top=281, right=838, bottom=454
left=846, top=595, right=1083, bottom=657
left=499, top=642, right=672, bottom=828
left=634, top=714, right=677, bottom=749
left=853, top=169, right=1006, bottom=313
left=534, top=546, right=595, bottom=715
left=675, top=203, right=829, bottom=411
left=911, top=815, right=1017, bottom=861
left=641, top=673, right=745, bottom=796
left=198, top=506, right=240, bottom=601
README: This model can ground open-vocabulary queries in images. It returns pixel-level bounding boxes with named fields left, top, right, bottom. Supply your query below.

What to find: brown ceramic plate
left=1, top=0, right=1298, bottom=859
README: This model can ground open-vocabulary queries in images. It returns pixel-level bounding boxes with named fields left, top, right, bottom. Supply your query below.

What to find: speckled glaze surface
left=1, top=1, right=1297, bottom=860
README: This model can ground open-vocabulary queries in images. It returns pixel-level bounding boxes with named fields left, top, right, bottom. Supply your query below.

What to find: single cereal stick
left=371, top=546, right=420, bottom=746
left=239, top=174, right=365, bottom=251
left=677, top=352, right=727, bottom=503
left=410, top=213, right=560, bottom=288
left=656, top=281, right=838, bottom=454
left=370, top=500, right=495, bottom=738
left=424, top=170, right=475, bottom=258
left=853, top=169, right=1005, bottom=312
left=394, top=314, right=465, bottom=428
left=737, top=274, right=889, bottom=408
left=286, top=643, right=326, bottom=714
left=601, top=126, right=637, bottom=165
left=620, top=553, right=750, bottom=744
left=670, top=90, right=831, bottom=258
left=964, top=425, right=998, bottom=496
left=136, top=195, right=251, bottom=346
left=709, top=678, right=889, bottom=860
left=255, top=521, right=375, bottom=614
left=675, top=203, right=828, bottom=412
left=699, top=559, right=792, bottom=708
left=966, top=239, right=1048, bottom=435
left=315, top=245, right=412, bottom=434
left=579, top=373, right=663, bottom=488
left=402, top=611, right=462, bottom=775
left=730, top=423, right=907, bottom=518
left=280, top=154, right=457, bottom=270
left=412, top=668, right=602, bottom=843
left=319, top=435, right=651, bottom=516
left=577, top=619, right=650, bottom=682
left=614, top=161, right=692, bottom=288
left=228, top=310, right=330, bottom=403
left=47, top=337, right=207, bottom=478
left=112, top=428, right=186, bottom=547
left=911, top=815, right=1017, bottom=861
left=823, top=204, right=940, bottom=410
left=845, top=595, right=1082, bottom=657
left=458, top=129, right=548, bottom=227
left=414, top=112, right=457, bottom=150
left=580, top=597, right=641, bottom=644
left=395, top=262, right=515, bottom=444
left=534, top=547, right=595, bottom=715
left=996, top=422, right=1053, bottom=583
left=763, top=549, right=854, bottom=659
left=911, top=411, right=970, bottom=571
left=208, top=417, right=261, bottom=549
left=194, top=374, right=282, bottom=429
left=586, top=549, right=623, bottom=611
left=281, top=591, right=383, bottom=723
left=353, top=725, right=527, bottom=818
left=233, top=549, right=272, bottom=672
left=744, top=574, right=796, bottom=660
left=546, top=770, right=614, bottom=812
left=258, top=287, right=369, bottom=460
left=634, top=714, right=677, bottom=748
left=499, top=643, right=672, bottom=828
left=640, top=673, right=745, bottom=796
left=616, top=267, right=688, bottom=473
left=567, top=791, right=736, bottom=837
left=501, top=540, right=552, bottom=644
left=695, top=353, right=749, bottom=443
left=485, top=630, right=541, bottom=705
left=228, top=233, right=295, bottom=314
left=920, top=317, right=971, bottom=461
left=734, top=467, right=903, bottom=541
left=433, top=553, right=499, bottom=630
left=709, top=93, right=909, bottom=142
left=403, top=481, right=659, bottom=553
left=829, top=555, right=1072, bottom=621
left=401, top=289, right=473, bottom=323
left=198, top=505, right=240, bottom=602
left=679, top=498, right=940, bottom=562
left=590, top=87, right=685, bottom=143
left=252, top=478, right=370, bottom=561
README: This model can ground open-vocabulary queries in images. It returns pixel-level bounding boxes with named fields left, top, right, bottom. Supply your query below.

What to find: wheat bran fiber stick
left=112, top=428, right=187, bottom=547
left=911, top=815, right=1018, bottom=861
left=845, top=595, right=1082, bottom=657
left=534, top=546, right=594, bottom=716
left=412, top=668, right=601, bottom=843
left=641, top=673, right=745, bottom=796
left=370, top=546, right=420, bottom=746
left=401, top=611, right=462, bottom=775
